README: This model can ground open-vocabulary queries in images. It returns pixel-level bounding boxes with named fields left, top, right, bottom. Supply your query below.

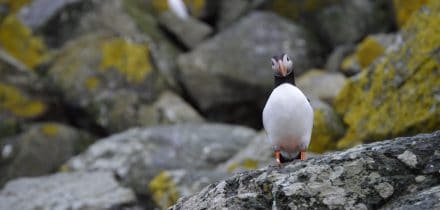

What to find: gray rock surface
left=170, top=131, right=440, bottom=210
left=325, top=44, right=355, bottom=73
left=67, top=123, right=256, bottom=194
left=217, top=0, right=266, bottom=29
left=178, top=11, right=322, bottom=117
left=0, top=123, right=93, bottom=187
left=380, top=185, right=440, bottom=210
left=158, top=11, right=212, bottom=49
left=297, top=70, right=346, bottom=104
left=0, top=171, right=136, bottom=210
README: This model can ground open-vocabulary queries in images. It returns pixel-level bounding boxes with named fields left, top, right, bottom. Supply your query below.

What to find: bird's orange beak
left=278, top=60, right=287, bottom=76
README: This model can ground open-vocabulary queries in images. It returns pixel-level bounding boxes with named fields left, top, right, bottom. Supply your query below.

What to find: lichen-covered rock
left=178, top=12, right=322, bottom=125
left=324, top=44, right=355, bottom=73
left=268, top=0, right=393, bottom=47
left=335, top=1, right=440, bottom=148
left=0, top=15, right=48, bottom=69
left=152, top=0, right=216, bottom=19
left=67, top=123, right=256, bottom=195
left=341, top=33, right=401, bottom=75
left=380, top=185, right=440, bottom=210
left=393, top=0, right=429, bottom=27
left=48, top=34, right=167, bottom=132
left=158, top=11, right=212, bottom=49
left=297, top=69, right=346, bottom=104
left=149, top=169, right=226, bottom=209
left=170, top=131, right=440, bottom=210
left=0, top=0, right=31, bottom=14
left=0, top=171, right=136, bottom=210
left=309, top=100, right=346, bottom=153
left=0, top=123, right=93, bottom=186
left=139, top=91, right=203, bottom=126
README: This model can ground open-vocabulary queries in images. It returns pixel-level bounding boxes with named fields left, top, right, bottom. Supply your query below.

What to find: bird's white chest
left=262, top=84, right=314, bottom=153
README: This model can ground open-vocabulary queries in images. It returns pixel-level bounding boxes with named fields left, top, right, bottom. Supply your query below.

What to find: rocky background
left=0, top=0, right=438, bottom=209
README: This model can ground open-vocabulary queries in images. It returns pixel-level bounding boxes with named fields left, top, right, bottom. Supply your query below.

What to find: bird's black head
left=271, top=53, right=295, bottom=87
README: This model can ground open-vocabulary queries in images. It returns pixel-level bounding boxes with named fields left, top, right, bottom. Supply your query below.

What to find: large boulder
left=67, top=123, right=256, bottom=195
left=0, top=123, right=93, bottom=187
left=178, top=12, right=323, bottom=125
left=0, top=171, right=137, bottom=210
left=335, top=1, right=440, bottom=149
left=171, top=131, right=440, bottom=209
left=296, top=69, right=346, bottom=104
left=268, top=0, right=393, bottom=47
left=217, top=0, right=266, bottom=29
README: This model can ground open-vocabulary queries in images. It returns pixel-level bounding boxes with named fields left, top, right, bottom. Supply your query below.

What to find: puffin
left=262, top=53, right=314, bottom=164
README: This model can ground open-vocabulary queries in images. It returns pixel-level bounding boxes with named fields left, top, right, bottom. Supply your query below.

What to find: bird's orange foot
left=275, top=150, right=281, bottom=165
left=300, top=150, right=306, bottom=161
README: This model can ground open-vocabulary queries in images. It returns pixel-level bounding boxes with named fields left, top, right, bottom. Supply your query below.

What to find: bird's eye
left=286, top=57, right=290, bottom=62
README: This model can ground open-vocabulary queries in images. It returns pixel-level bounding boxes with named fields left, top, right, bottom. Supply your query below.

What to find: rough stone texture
left=149, top=169, right=226, bottom=209
left=178, top=11, right=322, bottom=124
left=158, top=11, right=212, bottom=49
left=297, top=69, right=346, bottom=104
left=308, top=99, right=346, bottom=153
left=268, top=0, right=393, bottom=47
left=380, top=185, right=440, bottom=210
left=0, top=123, right=93, bottom=187
left=170, top=131, right=440, bottom=210
left=67, top=123, right=256, bottom=195
left=139, top=91, right=204, bottom=126
left=341, top=33, right=401, bottom=75
left=335, top=1, right=440, bottom=148
left=217, top=0, right=266, bottom=29
left=0, top=171, right=136, bottom=210
left=48, top=34, right=166, bottom=133
left=325, top=44, right=355, bottom=73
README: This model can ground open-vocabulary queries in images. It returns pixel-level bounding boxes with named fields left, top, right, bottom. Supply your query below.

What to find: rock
left=0, top=171, right=136, bottom=210
left=341, top=33, right=401, bottom=75
left=158, top=11, right=212, bottom=49
left=149, top=169, right=226, bottom=209
left=139, top=91, right=203, bottom=126
left=393, top=0, right=429, bottom=27
left=335, top=1, right=440, bottom=148
left=67, top=123, right=256, bottom=194
left=217, top=132, right=272, bottom=174
left=268, top=0, right=393, bottom=47
left=0, top=123, right=93, bottom=187
left=217, top=0, right=266, bottom=29
left=170, top=131, right=440, bottom=209
left=178, top=12, right=322, bottom=124
left=380, top=185, right=440, bottom=210
left=309, top=99, right=346, bottom=153
left=0, top=15, right=49, bottom=69
left=48, top=34, right=167, bottom=132
left=297, top=69, right=346, bottom=104
left=152, top=0, right=217, bottom=19
left=324, top=44, right=354, bottom=73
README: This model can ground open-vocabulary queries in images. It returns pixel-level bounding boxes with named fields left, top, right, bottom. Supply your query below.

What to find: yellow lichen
left=100, top=38, right=152, bottom=83
left=151, top=0, right=168, bottom=13
left=85, top=77, right=100, bottom=90
left=335, top=1, right=440, bottom=149
left=0, top=0, right=31, bottom=13
left=41, top=123, right=59, bottom=137
left=356, top=36, right=385, bottom=69
left=309, top=110, right=337, bottom=153
left=393, top=0, right=429, bottom=27
left=148, top=171, right=180, bottom=209
left=269, top=0, right=340, bottom=20
left=227, top=159, right=259, bottom=173
left=0, top=15, right=48, bottom=69
left=0, top=82, right=46, bottom=118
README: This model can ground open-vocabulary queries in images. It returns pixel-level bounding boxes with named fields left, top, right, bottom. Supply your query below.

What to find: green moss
left=0, top=15, right=48, bottom=69
left=0, top=0, right=31, bottom=13
left=148, top=171, right=180, bottom=209
left=335, top=1, right=440, bottom=149
left=0, top=82, right=46, bottom=118
left=393, top=0, right=429, bottom=27
left=99, top=38, right=152, bottom=83
left=40, top=123, right=59, bottom=137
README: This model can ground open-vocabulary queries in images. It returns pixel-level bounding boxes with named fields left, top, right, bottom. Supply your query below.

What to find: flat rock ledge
left=171, top=131, right=440, bottom=210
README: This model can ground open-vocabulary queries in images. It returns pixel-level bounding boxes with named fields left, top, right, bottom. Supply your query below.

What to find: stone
left=178, top=11, right=322, bottom=125
left=0, top=123, right=93, bottom=187
left=297, top=69, right=346, bottom=104
left=397, top=150, right=418, bottom=168
left=158, top=11, right=212, bottom=49
left=393, top=0, right=429, bottom=27
left=324, top=44, right=355, bottom=73
left=139, top=91, right=203, bottom=126
left=217, top=0, right=266, bottom=29
left=0, top=171, right=136, bottom=210
left=67, top=123, right=256, bottom=194
left=170, top=131, right=440, bottom=209
left=335, top=1, right=440, bottom=148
